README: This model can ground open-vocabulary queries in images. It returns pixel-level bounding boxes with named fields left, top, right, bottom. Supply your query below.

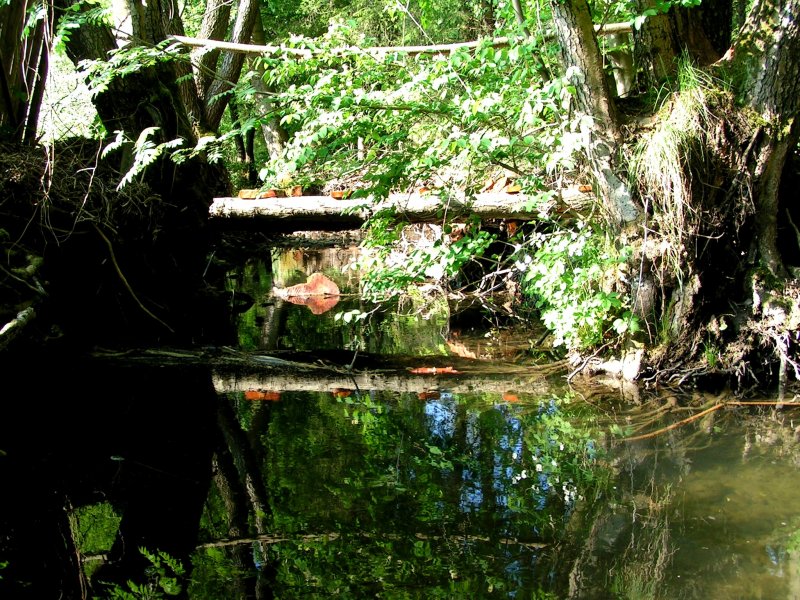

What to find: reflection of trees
left=204, top=395, right=275, bottom=596
left=198, top=389, right=610, bottom=596
left=561, top=477, right=673, bottom=600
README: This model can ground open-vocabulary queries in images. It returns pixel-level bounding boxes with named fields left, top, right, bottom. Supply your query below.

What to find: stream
left=1, top=241, right=799, bottom=599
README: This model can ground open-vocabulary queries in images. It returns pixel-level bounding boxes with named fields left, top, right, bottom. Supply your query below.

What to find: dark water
left=1, top=247, right=799, bottom=599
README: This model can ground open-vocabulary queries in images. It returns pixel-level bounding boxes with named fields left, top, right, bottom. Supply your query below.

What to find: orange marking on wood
left=407, top=366, right=460, bottom=375
left=244, top=390, right=282, bottom=401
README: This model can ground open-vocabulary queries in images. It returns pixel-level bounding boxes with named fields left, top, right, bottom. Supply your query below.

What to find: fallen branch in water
left=619, top=400, right=800, bottom=442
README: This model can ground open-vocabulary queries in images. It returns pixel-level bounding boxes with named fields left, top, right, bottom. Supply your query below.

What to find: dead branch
left=170, top=23, right=632, bottom=58
left=619, top=400, right=800, bottom=443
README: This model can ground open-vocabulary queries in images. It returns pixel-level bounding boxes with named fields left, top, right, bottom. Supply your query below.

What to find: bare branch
left=170, top=22, right=632, bottom=58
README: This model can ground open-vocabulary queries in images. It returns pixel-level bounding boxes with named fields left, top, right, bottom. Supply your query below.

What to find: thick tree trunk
left=49, top=0, right=232, bottom=347
left=732, top=0, right=800, bottom=277
left=633, top=5, right=680, bottom=87
left=58, top=0, right=197, bottom=146
left=633, top=1, right=727, bottom=88
left=643, top=0, right=800, bottom=381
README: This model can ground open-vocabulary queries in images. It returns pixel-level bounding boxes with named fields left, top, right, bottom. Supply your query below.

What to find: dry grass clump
left=630, top=62, right=735, bottom=287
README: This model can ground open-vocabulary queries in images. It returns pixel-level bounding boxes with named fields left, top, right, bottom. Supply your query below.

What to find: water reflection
left=228, top=247, right=451, bottom=355
left=2, top=355, right=800, bottom=598
left=2, top=242, right=799, bottom=598
left=0, top=356, right=218, bottom=598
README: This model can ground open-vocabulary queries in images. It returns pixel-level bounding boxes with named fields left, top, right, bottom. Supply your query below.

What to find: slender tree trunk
left=549, top=0, right=639, bottom=226
left=193, top=0, right=231, bottom=104
left=251, top=8, right=288, bottom=161
left=205, top=0, right=260, bottom=131
left=0, top=0, right=52, bottom=144
left=229, top=97, right=258, bottom=185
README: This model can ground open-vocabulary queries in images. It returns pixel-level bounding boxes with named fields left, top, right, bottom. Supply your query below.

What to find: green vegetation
left=516, top=222, right=639, bottom=351
left=101, top=549, right=186, bottom=599
left=188, top=387, right=609, bottom=596
left=3, top=0, right=799, bottom=399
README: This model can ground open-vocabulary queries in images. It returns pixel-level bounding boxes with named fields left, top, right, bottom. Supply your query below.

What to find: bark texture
left=733, top=0, right=800, bottom=277
left=550, top=0, right=640, bottom=226
left=204, top=0, right=261, bottom=130
left=0, top=0, right=52, bottom=144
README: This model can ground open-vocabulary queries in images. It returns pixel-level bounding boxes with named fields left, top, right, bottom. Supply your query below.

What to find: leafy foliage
left=102, top=548, right=186, bottom=599
left=515, top=222, right=639, bottom=351
left=54, top=0, right=112, bottom=51
left=256, top=21, right=570, bottom=197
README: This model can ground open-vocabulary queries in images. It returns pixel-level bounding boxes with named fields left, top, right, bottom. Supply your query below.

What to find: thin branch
left=93, top=224, right=175, bottom=333
left=619, top=400, right=800, bottom=443
left=169, top=23, right=632, bottom=58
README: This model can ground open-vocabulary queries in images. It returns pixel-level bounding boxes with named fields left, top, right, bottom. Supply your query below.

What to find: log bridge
left=208, top=188, right=593, bottom=232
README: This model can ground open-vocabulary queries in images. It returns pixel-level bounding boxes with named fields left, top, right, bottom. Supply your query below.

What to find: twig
left=619, top=400, right=800, bottom=443
left=620, top=404, right=723, bottom=442
left=93, top=224, right=175, bottom=333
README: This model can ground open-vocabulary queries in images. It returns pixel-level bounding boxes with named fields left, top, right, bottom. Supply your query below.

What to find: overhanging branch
left=170, top=23, right=631, bottom=58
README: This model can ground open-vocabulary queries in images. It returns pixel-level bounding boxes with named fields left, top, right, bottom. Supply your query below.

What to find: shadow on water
left=1, top=244, right=800, bottom=599
left=0, top=357, right=219, bottom=598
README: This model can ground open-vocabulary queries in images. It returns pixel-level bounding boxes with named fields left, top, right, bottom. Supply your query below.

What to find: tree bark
left=632, top=5, right=679, bottom=87
left=193, top=0, right=231, bottom=104
left=204, top=0, right=260, bottom=131
left=549, top=0, right=639, bottom=226
left=0, top=0, right=52, bottom=144
left=209, top=189, right=594, bottom=231
left=732, top=0, right=800, bottom=276
left=251, top=9, right=288, bottom=161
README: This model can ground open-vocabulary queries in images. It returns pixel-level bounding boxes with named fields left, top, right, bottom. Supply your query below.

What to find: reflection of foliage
left=788, top=525, right=800, bottom=554
left=102, top=548, right=185, bottom=599
left=607, top=486, right=673, bottom=600
left=229, top=258, right=273, bottom=350
left=188, top=547, right=252, bottom=599
left=226, top=388, right=608, bottom=595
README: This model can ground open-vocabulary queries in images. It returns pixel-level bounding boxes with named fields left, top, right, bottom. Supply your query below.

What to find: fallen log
left=209, top=189, right=593, bottom=232
left=89, top=347, right=566, bottom=397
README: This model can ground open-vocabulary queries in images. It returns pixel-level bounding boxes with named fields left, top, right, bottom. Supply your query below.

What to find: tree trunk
left=193, top=0, right=232, bottom=105
left=49, top=0, right=233, bottom=346
left=549, top=0, right=639, bottom=226
left=732, top=0, right=800, bottom=277
left=633, top=1, right=727, bottom=89
left=640, top=0, right=800, bottom=380
left=0, top=0, right=52, bottom=144
left=632, top=5, right=679, bottom=88
left=204, top=0, right=260, bottom=131
left=251, top=8, right=288, bottom=161
left=209, top=188, right=594, bottom=231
